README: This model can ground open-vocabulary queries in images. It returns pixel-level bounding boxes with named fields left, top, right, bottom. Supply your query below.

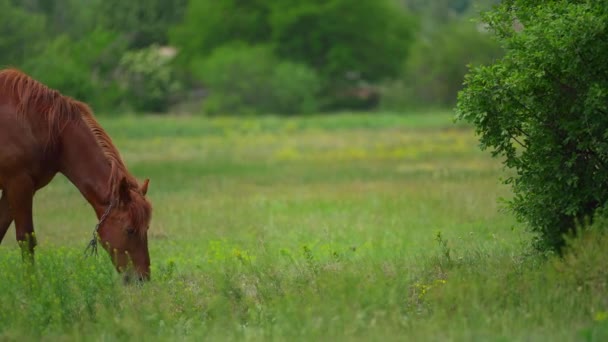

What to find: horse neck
left=58, top=120, right=114, bottom=218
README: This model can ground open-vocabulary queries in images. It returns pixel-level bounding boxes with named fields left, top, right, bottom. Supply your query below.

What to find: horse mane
left=0, top=69, right=151, bottom=236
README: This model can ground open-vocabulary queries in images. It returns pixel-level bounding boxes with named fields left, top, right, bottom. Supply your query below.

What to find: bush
left=116, top=45, right=182, bottom=113
left=456, top=1, right=608, bottom=251
left=193, top=44, right=320, bottom=115
left=269, top=62, right=322, bottom=115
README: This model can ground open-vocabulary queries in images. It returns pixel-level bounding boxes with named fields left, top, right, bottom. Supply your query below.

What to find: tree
left=171, top=0, right=416, bottom=110
left=193, top=44, right=320, bottom=115
left=271, top=0, right=415, bottom=85
left=97, top=0, right=187, bottom=48
left=398, top=0, right=500, bottom=15
left=10, top=0, right=100, bottom=39
left=456, top=0, right=608, bottom=251
left=170, top=0, right=272, bottom=65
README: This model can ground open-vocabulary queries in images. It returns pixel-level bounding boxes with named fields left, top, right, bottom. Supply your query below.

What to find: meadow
left=0, top=112, right=606, bottom=341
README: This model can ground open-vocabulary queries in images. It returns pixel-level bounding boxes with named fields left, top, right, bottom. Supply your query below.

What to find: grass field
left=0, top=112, right=607, bottom=341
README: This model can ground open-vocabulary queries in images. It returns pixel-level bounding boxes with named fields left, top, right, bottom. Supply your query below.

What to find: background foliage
left=0, top=0, right=501, bottom=115
left=192, top=44, right=321, bottom=115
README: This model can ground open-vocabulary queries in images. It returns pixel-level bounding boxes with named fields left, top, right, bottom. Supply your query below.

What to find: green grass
left=0, top=111, right=606, bottom=341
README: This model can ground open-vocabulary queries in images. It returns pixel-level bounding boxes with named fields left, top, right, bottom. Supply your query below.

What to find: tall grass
left=0, top=112, right=605, bottom=340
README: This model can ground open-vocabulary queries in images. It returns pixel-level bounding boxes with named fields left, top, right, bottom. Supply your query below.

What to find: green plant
left=457, top=0, right=608, bottom=251
left=268, top=61, right=321, bottom=115
left=116, top=45, right=182, bottom=113
left=194, top=44, right=320, bottom=115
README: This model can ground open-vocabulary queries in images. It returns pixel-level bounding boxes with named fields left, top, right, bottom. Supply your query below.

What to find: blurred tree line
left=0, top=0, right=501, bottom=115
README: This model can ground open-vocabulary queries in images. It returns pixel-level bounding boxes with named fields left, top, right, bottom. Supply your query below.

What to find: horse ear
left=141, top=178, right=150, bottom=196
left=119, top=177, right=131, bottom=204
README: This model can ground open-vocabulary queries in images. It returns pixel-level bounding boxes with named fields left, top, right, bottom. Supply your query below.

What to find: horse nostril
left=123, top=272, right=148, bottom=285
left=138, top=272, right=150, bottom=282
left=122, top=273, right=132, bottom=285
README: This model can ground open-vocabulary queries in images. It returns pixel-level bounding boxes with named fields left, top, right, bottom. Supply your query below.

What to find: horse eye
left=126, top=228, right=136, bottom=236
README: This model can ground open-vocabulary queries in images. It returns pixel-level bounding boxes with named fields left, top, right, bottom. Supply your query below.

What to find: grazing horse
left=0, top=69, right=152, bottom=281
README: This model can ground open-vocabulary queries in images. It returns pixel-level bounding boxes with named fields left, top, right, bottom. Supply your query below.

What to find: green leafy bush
left=269, top=62, right=322, bottom=115
left=116, top=45, right=182, bottom=113
left=457, top=0, right=608, bottom=251
left=194, top=44, right=320, bottom=115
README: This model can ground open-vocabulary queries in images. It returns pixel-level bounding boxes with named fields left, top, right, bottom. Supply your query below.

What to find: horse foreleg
left=5, top=177, right=36, bottom=262
left=0, top=191, right=13, bottom=243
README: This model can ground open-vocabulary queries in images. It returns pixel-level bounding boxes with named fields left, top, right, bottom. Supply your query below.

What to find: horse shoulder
left=0, top=105, right=54, bottom=182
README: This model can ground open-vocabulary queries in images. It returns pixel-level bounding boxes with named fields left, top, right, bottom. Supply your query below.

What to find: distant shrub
left=194, top=44, right=320, bottom=115
left=269, top=62, right=322, bottom=115
left=116, top=45, right=182, bottom=113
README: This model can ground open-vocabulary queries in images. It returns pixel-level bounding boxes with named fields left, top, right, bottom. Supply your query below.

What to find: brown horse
left=0, top=69, right=152, bottom=281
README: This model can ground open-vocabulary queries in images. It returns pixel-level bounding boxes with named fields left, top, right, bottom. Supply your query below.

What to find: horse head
left=96, top=178, right=152, bottom=282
